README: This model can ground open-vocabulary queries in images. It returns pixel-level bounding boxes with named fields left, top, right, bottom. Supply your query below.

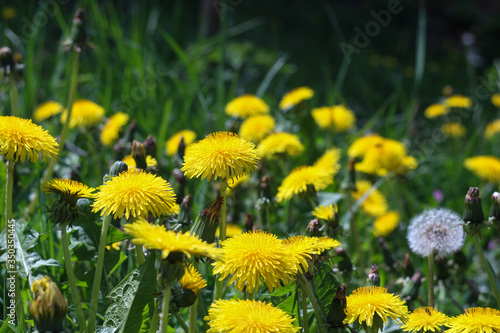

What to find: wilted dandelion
left=424, top=104, right=448, bottom=119
left=225, top=94, right=269, bottom=118
left=444, top=94, right=472, bottom=108
left=166, top=129, right=197, bottom=156
left=205, top=299, right=300, bottom=333
left=60, top=99, right=105, bottom=128
left=407, top=208, right=464, bottom=259
left=445, top=307, right=500, bottom=333
left=401, top=307, right=449, bottom=333
left=33, top=101, right=64, bottom=122
left=257, top=132, right=304, bottom=159
left=238, top=114, right=275, bottom=143
left=276, top=166, right=333, bottom=202
left=279, top=86, right=314, bottom=110
left=373, top=211, right=400, bottom=237
left=441, top=122, right=466, bottom=138
left=464, top=155, right=500, bottom=184
left=351, top=180, right=388, bottom=217
left=100, top=112, right=129, bottom=146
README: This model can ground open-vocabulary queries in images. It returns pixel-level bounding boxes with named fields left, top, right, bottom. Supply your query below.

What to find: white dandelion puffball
left=407, top=208, right=464, bottom=259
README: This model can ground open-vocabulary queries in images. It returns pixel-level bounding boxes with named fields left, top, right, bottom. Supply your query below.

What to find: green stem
left=84, top=129, right=102, bottom=180
left=214, top=179, right=228, bottom=301
left=87, top=214, right=112, bottom=332
left=61, top=225, right=87, bottom=332
left=174, top=312, right=189, bottom=333
left=136, top=245, right=145, bottom=266
left=148, top=307, right=160, bottom=333
left=189, top=262, right=199, bottom=333
left=5, top=160, right=13, bottom=227
left=161, top=286, right=172, bottom=333
left=348, top=197, right=364, bottom=277
left=302, top=287, right=310, bottom=333
left=9, top=76, right=19, bottom=117
left=428, top=250, right=434, bottom=307
left=473, top=233, right=500, bottom=306
left=298, top=274, right=327, bottom=333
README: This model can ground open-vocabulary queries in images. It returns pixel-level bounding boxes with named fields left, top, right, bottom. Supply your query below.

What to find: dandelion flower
left=464, top=155, right=500, bottom=184
left=216, top=224, right=243, bottom=238
left=444, top=94, right=472, bottom=108
left=124, top=218, right=223, bottom=261
left=181, top=131, right=259, bottom=182
left=313, top=204, right=338, bottom=223
left=441, top=122, right=466, bottom=138
left=283, top=235, right=340, bottom=273
left=351, top=180, right=388, bottom=217
left=492, top=93, right=500, bottom=108
left=33, top=101, right=64, bottom=122
left=314, top=148, right=341, bottom=176
left=279, top=87, right=314, bottom=110
left=179, top=264, right=207, bottom=295
left=348, top=134, right=384, bottom=158
left=0, top=116, right=59, bottom=163
left=92, top=169, right=176, bottom=219
left=226, top=173, right=250, bottom=195
left=166, top=129, right=197, bottom=156
left=311, top=105, right=356, bottom=132
left=100, top=112, right=129, bottom=146
left=343, top=286, right=409, bottom=331
left=484, top=119, right=500, bottom=139
left=212, top=230, right=296, bottom=292
left=122, top=154, right=158, bottom=171
left=42, top=178, right=95, bottom=203
left=60, top=99, right=105, bottom=128
left=257, top=132, right=304, bottom=159
left=225, top=94, right=269, bottom=118
left=401, top=307, right=449, bottom=332
left=407, top=208, right=464, bottom=259
left=445, top=307, right=500, bottom=333
left=424, top=104, right=448, bottom=119
left=373, top=211, right=400, bottom=237
left=205, top=299, right=299, bottom=333
left=276, top=166, right=333, bottom=202
left=238, top=114, right=275, bottom=143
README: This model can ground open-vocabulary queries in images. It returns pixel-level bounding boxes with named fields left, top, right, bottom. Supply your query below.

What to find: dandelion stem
left=214, top=179, right=228, bottom=300
left=160, top=286, right=172, bottom=333
left=61, top=224, right=87, bottom=332
left=148, top=306, right=160, bottom=333
left=348, top=196, right=364, bottom=277
left=189, top=262, right=199, bottom=333
left=9, top=77, right=19, bottom=117
left=298, top=274, right=327, bottom=333
left=5, top=160, right=13, bottom=228
left=301, top=287, right=310, bottom=333
left=428, top=249, right=435, bottom=307
left=88, top=214, right=112, bottom=332
left=473, top=233, right=500, bottom=306
left=174, top=312, right=189, bottom=333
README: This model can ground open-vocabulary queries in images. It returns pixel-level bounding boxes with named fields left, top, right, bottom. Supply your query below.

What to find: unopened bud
left=463, top=187, right=484, bottom=235
left=244, top=213, right=254, bottom=231
left=0, top=46, right=14, bottom=70
left=401, top=270, right=423, bottom=301
left=326, top=284, right=346, bottom=328
left=30, top=276, right=68, bottom=332
left=109, top=161, right=128, bottom=177
left=489, top=192, right=500, bottom=223
left=131, top=140, right=147, bottom=170
left=366, top=264, right=380, bottom=287
left=143, top=135, right=157, bottom=159
left=190, top=196, right=223, bottom=244
left=307, top=218, right=319, bottom=237
left=172, top=286, right=197, bottom=309
left=178, top=195, right=192, bottom=225
left=177, top=136, right=186, bottom=160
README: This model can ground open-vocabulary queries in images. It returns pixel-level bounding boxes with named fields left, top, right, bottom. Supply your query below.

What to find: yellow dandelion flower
left=181, top=131, right=259, bottom=182
left=226, top=173, right=250, bottom=195
left=484, top=119, right=500, bottom=139
left=166, top=129, right=197, bottom=156
left=351, top=180, right=388, bottom=217
left=441, top=122, right=466, bottom=138
left=283, top=235, right=341, bottom=273
left=92, top=169, right=176, bottom=219
left=216, top=224, right=243, bottom=238
left=348, top=134, right=384, bottom=158
left=205, top=299, right=300, bottom=333
left=401, top=307, right=449, bottom=332
left=424, top=104, right=448, bottom=119
left=313, top=204, right=338, bottom=222
left=225, top=94, right=269, bottom=118
left=444, top=94, right=472, bottom=108
left=464, top=156, right=500, bottom=184
left=314, top=148, right=342, bottom=176
left=33, top=101, right=64, bottom=122
left=179, top=264, right=207, bottom=295
left=279, top=87, right=314, bottom=110
left=311, top=106, right=355, bottom=132
left=212, top=230, right=296, bottom=292
left=257, top=132, right=304, bottom=159
left=492, top=93, right=500, bottom=108
left=42, top=178, right=95, bottom=203
left=373, top=211, right=400, bottom=237
left=60, top=99, right=105, bottom=128
left=276, top=166, right=333, bottom=202
left=311, top=107, right=332, bottom=128
left=100, top=112, right=129, bottom=146
left=238, top=114, right=275, bottom=143
left=343, top=286, right=409, bottom=329
left=122, top=154, right=158, bottom=171
left=445, top=307, right=500, bottom=333
left=171, top=203, right=180, bottom=215
left=0, top=116, right=59, bottom=163
left=124, top=218, right=223, bottom=260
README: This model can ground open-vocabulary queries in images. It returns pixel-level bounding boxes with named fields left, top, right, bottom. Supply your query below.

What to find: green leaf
left=105, top=250, right=128, bottom=276
left=270, top=282, right=298, bottom=316
left=314, top=261, right=340, bottom=312
left=102, top=252, right=157, bottom=333
left=317, top=192, right=344, bottom=207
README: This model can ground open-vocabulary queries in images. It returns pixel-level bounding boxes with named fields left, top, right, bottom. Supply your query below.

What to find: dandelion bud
left=489, top=192, right=500, bottom=223
left=190, top=196, right=223, bottom=244
left=244, top=213, right=254, bottom=231
left=259, top=175, right=273, bottom=201
left=30, top=276, right=68, bottom=332
left=65, top=9, right=95, bottom=53
left=178, top=195, right=192, bottom=225
left=172, top=286, right=197, bottom=309
left=463, top=187, right=484, bottom=235
left=401, top=270, right=423, bottom=302
left=131, top=140, right=147, bottom=170
left=177, top=136, right=187, bottom=160
left=143, top=135, right=157, bottom=159
left=366, top=264, right=380, bottom=287
left=0, top=46, right=14, bottom=71
left=326, top=284, right=346, bottom=328
left=109, top=161, right=128, bottom=177
left=307, top=218, right=319, bottom=237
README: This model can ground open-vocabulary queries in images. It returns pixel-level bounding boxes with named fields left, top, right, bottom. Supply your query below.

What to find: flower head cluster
left=179, top=264, right=207, bottom=295
left=401, top=307, right=449, bottom=333
left=313, top=148, right=342, bottom=176
left=279, top=87, right=314, bottom=110
left=485, top=119, right=500, bottom=139
left=166, top=129, right=197, bottom=156
left=124, top=218, right=223, bottom=261
left=205, top=299, right=300, bottom=333
left=225, top=94, right=269, bottom=118
left=0, top=116, right=59, bottom=163
left=373, top=211, right=400, bottom=237
left=100, top=112, right=129, bottom=146
left=181, top=131, right=259, bottom=181
left=60, top=99, right=105, bottom=128
left=257, top=132, right=304, bottom=159
left=407, top=208, right=464, bottom=259
left=33, top=101, right=64, bottom=122
left=445, top=307, right=500, bottom=333
left=311, top=105, right=356, bottom=132
left=238, top=114, right=275, bottom=143
left=276, top=166, right=333, bottom=202
left=441, top=122, right=466, bottom=138
left=464, top=155, right=500, bottom=184
left=351, top=180, right=388, bottom=217
left=92, top=169, right=176, bottom=219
